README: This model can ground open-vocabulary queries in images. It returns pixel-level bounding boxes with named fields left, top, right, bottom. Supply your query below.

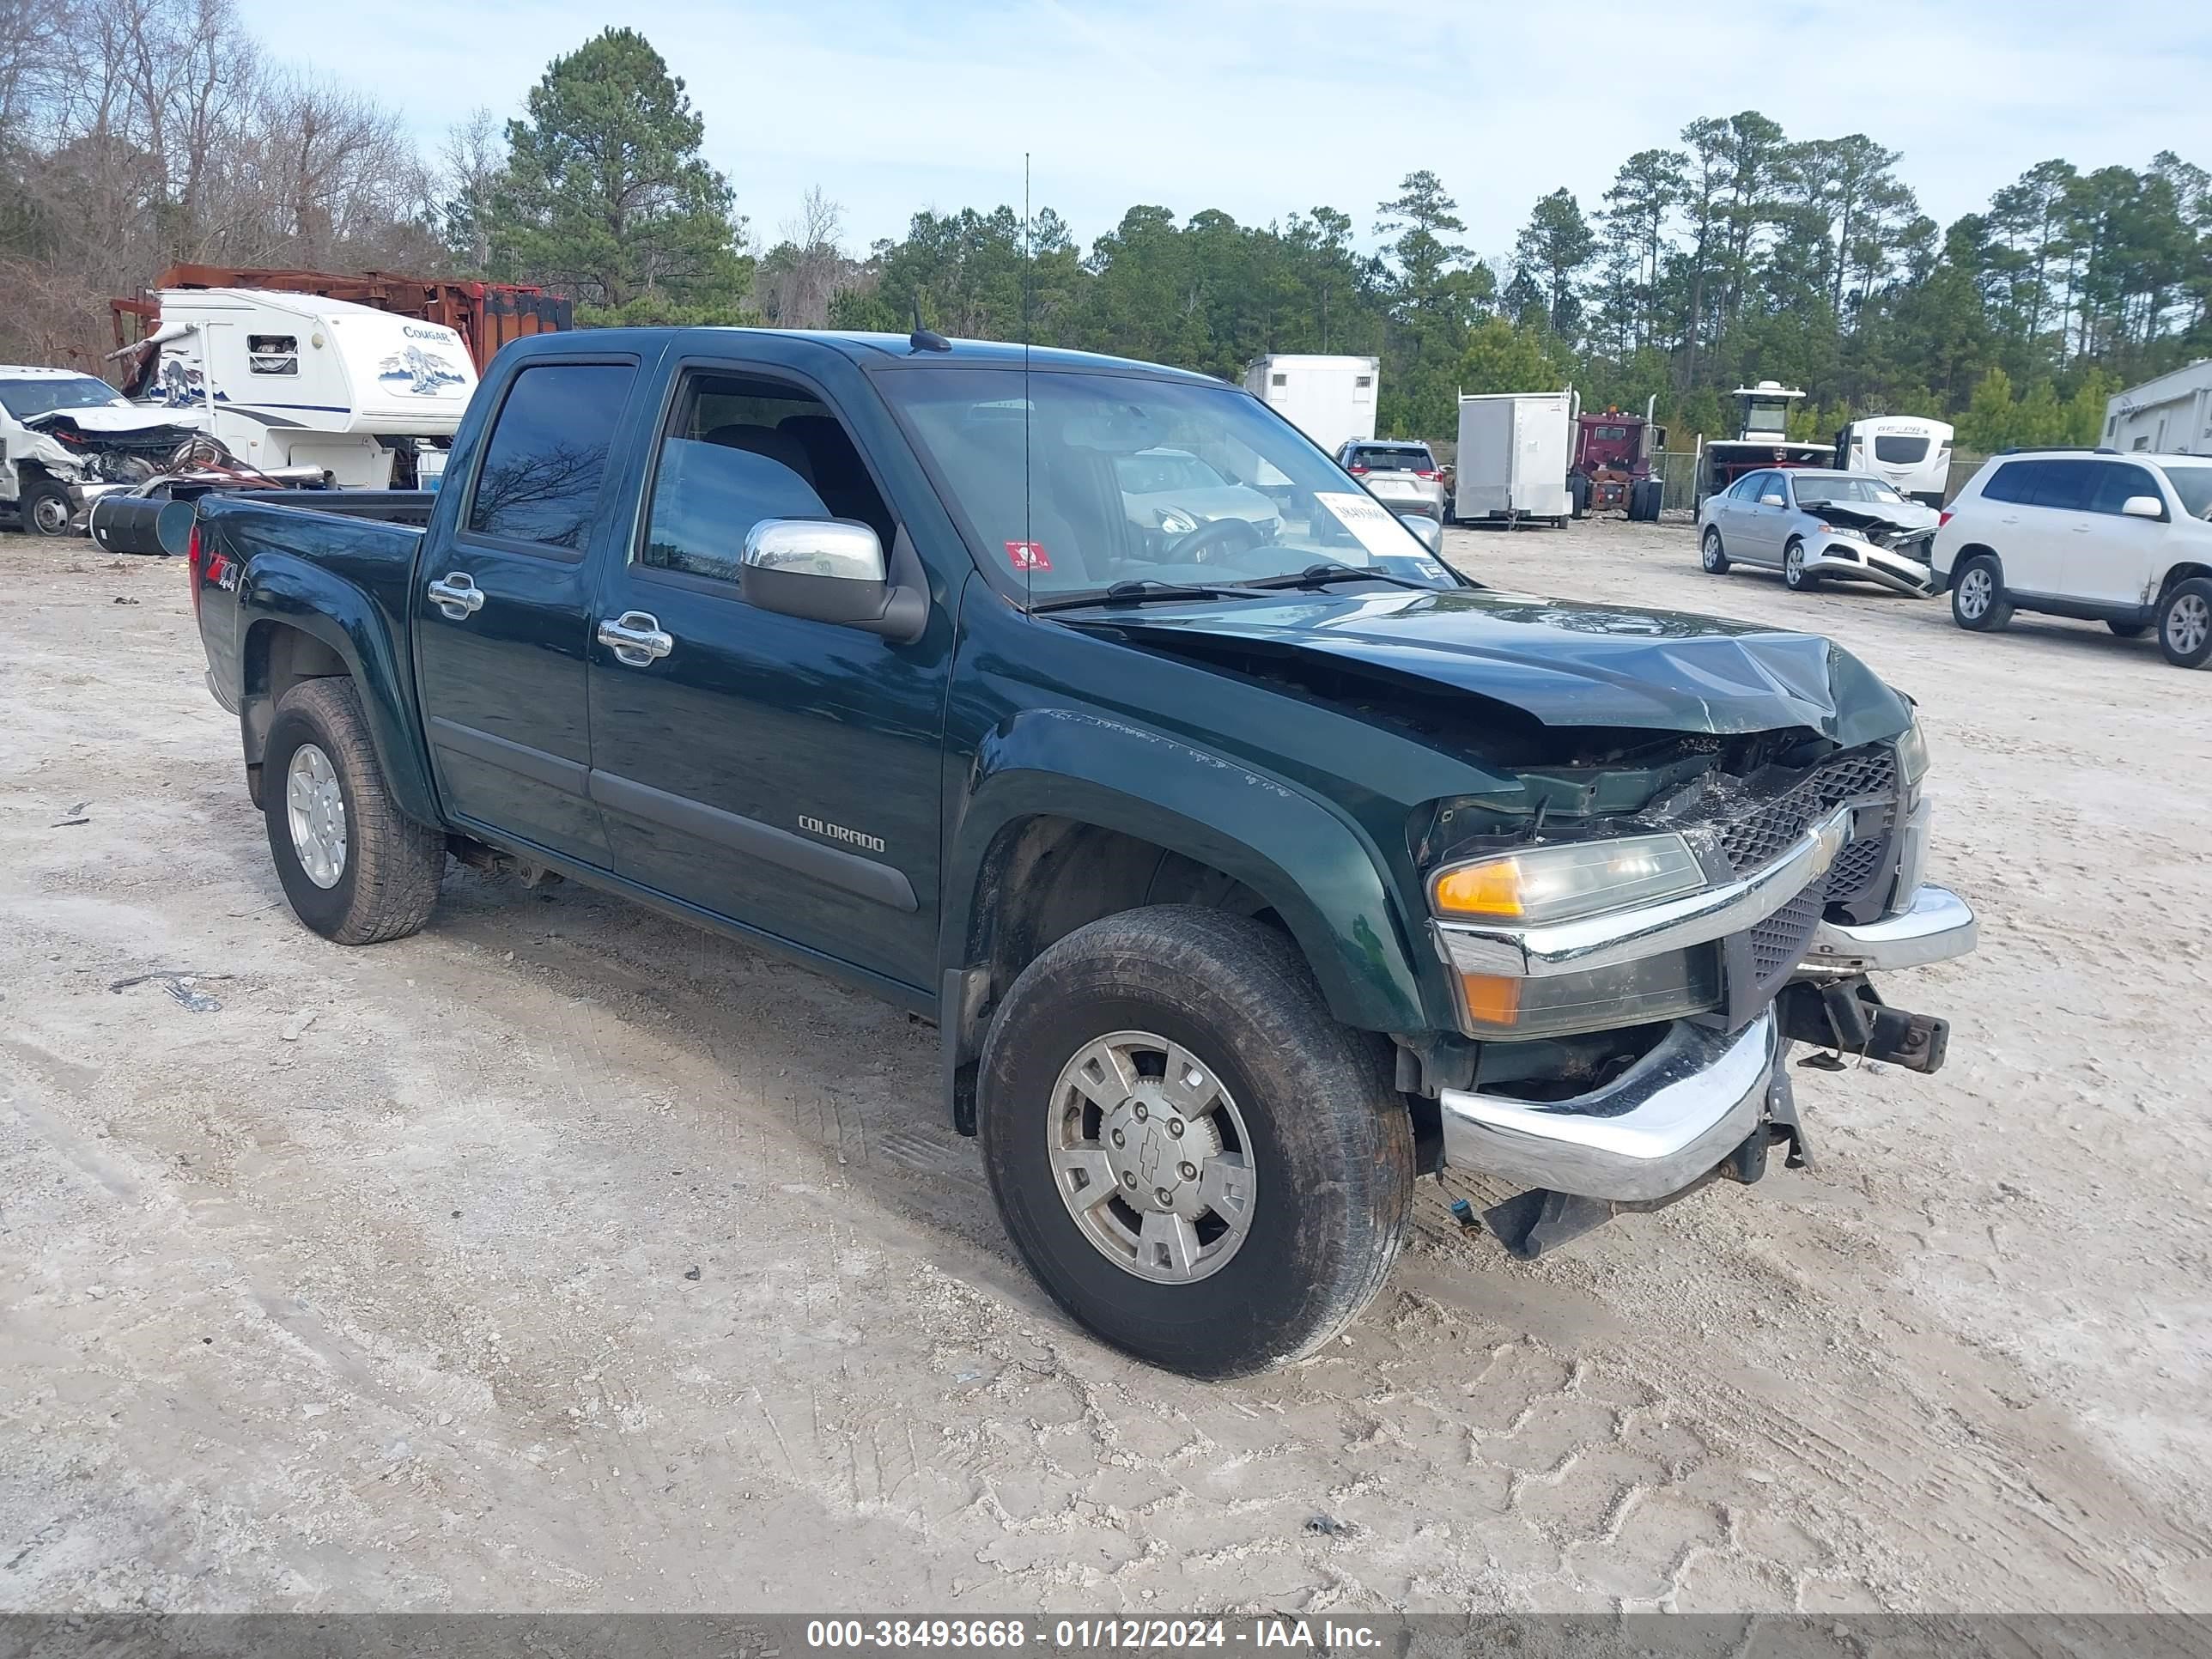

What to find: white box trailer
left=113, top=288, right=479, bottom=488
left=1243, top=354, right=1379, bottom=455
left=1454, top=390, right=1573, bottom=524
left=2103, top=359, right=2212, bottom=458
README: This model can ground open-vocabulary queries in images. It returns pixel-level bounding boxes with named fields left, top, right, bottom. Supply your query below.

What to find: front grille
left=1750, top=883, right=1825, bottom=982
left=1716, top=747, right=1899, bottom=878
left=1826, top=834, right=1887, bottom=898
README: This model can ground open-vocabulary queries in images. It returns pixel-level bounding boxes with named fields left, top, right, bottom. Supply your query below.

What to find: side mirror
left=739, top=520, right=927, bottom=641
left=2120, top=495, right=2165, bottom=520
left=1759, top=494, right=1786, bottom=507
left=1395, top=511, right=1443, bottom=552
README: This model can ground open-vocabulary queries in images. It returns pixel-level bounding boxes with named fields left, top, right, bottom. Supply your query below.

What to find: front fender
left=945, top=707, right=1432, bottom=1033
left=237, top=554, right=441, bottom=829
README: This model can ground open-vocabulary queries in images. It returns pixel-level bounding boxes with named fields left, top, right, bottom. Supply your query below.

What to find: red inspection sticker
left=1005, top=541, right=1052, bottom=571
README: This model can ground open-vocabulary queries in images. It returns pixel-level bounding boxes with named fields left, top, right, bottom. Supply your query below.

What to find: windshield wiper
left=1246, top=562, right=1451, bottom=593
left=1030, top=579, right=1273, bottom=613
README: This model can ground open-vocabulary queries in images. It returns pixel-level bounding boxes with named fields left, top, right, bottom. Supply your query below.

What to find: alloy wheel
left=285, top=742, right=348, bottom=890
left=2170, top=592, right=2211, bottom=658
left=1957, top=567, right=1992, bottom=620
left=1048, top=1030, right=1256, bottom=1284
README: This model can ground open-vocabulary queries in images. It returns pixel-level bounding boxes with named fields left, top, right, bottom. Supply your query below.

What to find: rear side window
left=2026, top=460, right=2094, bottom=511
left=1874, top=434, right=1929, bottom=464
left=1979, top=461, right=2036, bottom=504
left=467, top=362, right=637, bottom=550
left=2087, top=462, right=2163, bottom=516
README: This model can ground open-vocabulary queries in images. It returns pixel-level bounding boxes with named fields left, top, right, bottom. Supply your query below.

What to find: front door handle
left=426, top=571, right=484, bottom=621
left=598, top=610, right=674, bottom=666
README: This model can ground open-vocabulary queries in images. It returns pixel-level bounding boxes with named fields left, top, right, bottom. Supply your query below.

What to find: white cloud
left=250, top=0, right=2212, bottom=256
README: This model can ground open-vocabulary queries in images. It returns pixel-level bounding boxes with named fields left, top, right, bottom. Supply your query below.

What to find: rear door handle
left=426, top=571, right=484, bottom=621
left=598, top=610, right=674, bottom=666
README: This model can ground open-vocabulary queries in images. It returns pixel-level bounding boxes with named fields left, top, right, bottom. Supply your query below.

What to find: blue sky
left=249, top=0, right=2212, bottom=261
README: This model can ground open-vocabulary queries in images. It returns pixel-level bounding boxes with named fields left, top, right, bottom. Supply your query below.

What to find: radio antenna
left=1023, top=151, right=1034, bottom=614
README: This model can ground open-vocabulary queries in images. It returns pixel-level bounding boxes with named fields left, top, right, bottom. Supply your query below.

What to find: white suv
left=1932, top=450, right=2212, bottom=669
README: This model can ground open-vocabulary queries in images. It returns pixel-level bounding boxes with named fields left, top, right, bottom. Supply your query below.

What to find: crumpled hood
left=1072, top=586, right=1912, bottom=744
left=1809, top=497, right=1940, bottom=537
left=25, top=404, right=204, bottom=437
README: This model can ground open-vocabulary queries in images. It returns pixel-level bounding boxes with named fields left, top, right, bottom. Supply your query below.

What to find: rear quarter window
left=466, top=361, right=638, bottom=551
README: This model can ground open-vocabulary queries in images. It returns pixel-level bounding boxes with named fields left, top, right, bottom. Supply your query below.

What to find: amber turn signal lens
left=1431, top=860, right=1526, bottom=918
left=1455, top=973, right=1522, bottom=1028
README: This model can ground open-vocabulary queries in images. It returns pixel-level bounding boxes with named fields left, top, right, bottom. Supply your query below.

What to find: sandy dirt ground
left=3, top=516, right=2209, bottom=1616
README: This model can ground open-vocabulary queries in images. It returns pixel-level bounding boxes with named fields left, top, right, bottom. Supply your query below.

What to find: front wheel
left=20, top=477, right=75, bottom=538
left=977, top=907, right=1413, bottom=1379
left=1784, top=538, right=1819, bottom=591
left=263, top=678, right=447, bottom=944
left=2160, top=577, right=2212, bottom=668
left=1700, top=526, right=1730, bottom=574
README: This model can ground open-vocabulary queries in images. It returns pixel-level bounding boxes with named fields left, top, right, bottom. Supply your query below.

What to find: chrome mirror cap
left=742, top=518, right=887, bottom=583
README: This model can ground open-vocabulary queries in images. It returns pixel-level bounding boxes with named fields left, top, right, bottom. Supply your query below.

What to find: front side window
left=878, top=367, right=1450, bottom=599
left=2087, top=462, right=2163, bottom=517
left=466, top=362, right=636, bottom=550
left=638, top=370, right=890, bottom=585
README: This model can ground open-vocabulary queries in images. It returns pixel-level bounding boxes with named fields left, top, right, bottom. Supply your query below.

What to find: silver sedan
left=1698, top=468, right=1942, bottom=596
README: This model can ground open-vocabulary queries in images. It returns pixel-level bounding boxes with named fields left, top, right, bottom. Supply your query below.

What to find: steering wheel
left=1163, top=515, right=1267, bottom=567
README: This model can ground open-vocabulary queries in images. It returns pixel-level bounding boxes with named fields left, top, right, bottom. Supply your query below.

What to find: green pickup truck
left=188, top=328, right=1977, bottom=1377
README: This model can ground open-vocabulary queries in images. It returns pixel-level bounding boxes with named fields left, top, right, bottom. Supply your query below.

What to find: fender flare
left=236, top=555, right=442, bottom=828
left=943, top=708, right=1432, bottom=1035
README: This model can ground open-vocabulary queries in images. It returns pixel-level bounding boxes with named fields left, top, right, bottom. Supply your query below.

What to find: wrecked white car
left=1698, top=469, right=1942, bottom=597
left=1, top=367, right=207, bottom=537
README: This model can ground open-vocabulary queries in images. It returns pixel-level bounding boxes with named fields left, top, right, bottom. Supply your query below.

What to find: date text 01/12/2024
left=803, top=1620, right=1383, bottom=1650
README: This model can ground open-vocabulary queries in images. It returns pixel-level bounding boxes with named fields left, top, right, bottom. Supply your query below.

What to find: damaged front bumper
left=1437, top=880, right=1975, bottom=1256
left=1802, top=534, right=1938, bottom=597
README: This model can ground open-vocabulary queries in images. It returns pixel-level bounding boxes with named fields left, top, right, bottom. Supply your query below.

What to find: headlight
left=1897, top=717, right=1930, bottom=788
left=1156, top=507, right=1198, bottom=535
left=1430, top=833, right=1705, bottom=924
left=1452, top=946, right=1722, bottom=1038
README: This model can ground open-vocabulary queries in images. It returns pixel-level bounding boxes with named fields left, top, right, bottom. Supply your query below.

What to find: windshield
left=0, top=374, right=128, bottom=418
left=1796, top=474, right=1905, bottom=505
left=880, top=367, right=1456, bottom=600
left=2164, top=464, right=2212, bottom=520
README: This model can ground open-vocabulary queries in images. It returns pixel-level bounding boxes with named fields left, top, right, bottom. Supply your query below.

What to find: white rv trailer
left=115, top=289, right=479, bottom=488
left=2102, top=359, right=2212, bottom=459
left=1452, top=390, right=1574, bottom=525
left=1242, top=355, right=1380, bottom=455
left=1832, top=415, right=1954, bottom=505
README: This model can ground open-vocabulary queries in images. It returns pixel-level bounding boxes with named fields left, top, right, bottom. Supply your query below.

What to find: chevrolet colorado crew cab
left=188, top=328, right=1978, bottom=1378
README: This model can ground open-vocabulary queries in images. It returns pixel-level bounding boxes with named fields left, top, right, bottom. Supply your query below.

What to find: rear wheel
left=1700, top=526, right=1730, bottom=574
left=1569, top=474, right=1589, bottom=520
left=2159, top=578, right=2212, bottom=669
left=20, top=477, right=74, bottom=538
left=977, top=907, right=1413, bottom=1378
left=1784, top=538, right=1819, bottom=591
left=263, top=678, right=446, bottom=944
left=1950, top=556, right=2012, bottom=631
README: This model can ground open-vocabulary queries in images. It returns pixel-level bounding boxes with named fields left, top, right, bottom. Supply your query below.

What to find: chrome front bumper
left=1439, top=1011, right=1778, bottom=1201
left=1437, top=879, right=1975, bottom=1205
left=1803, top=538, right=1936, bottom=597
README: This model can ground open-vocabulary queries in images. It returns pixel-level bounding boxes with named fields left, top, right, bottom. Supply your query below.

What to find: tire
left=2106, top=620, right=2148, bottom=639
left=1949, top=556, right=2012, bottom=631
left=976, top=906, right=1413, bottom=1379
left=262, top=678, right=446, bottom=944
left=20, top=477, right=75, bottom=538
left=2158, top=577, right=2212, bottom=669
left=1700, top=526, right=1730, bottom=574
left=1569, top=475, right=1589, bottom=520
left=1783, top=538, right=1819, bottom=591
left=1630, top=479, right=1662, bottom=522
